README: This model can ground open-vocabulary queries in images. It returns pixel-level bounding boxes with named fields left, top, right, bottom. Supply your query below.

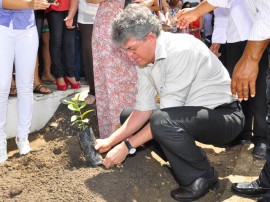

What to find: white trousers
left=0, top=25, right=38, bottom=141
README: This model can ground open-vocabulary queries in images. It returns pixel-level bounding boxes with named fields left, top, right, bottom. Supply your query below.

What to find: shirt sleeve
left=249, top=1, right=270, bottom=40
left=212, top=8, right=229, bottom=43
left=0, top=0, right=3, bottom=9
left=134, top=67, right=158, bottom=111
left=207, top=0, right=233, bottom=8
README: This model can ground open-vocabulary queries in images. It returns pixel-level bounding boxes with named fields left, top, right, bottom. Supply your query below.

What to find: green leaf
left=68, top=103, right=79, bottom=111
left=71, top=119, right=80, bottom=124
left=71, top=115, right=78, bottom=122
left=82, top=110, right=94, bottom=117
left=72, top=94, right=80, bottom=101
left=82, top=119, right=89, bottom=123
left=79, top=102, right=86, bottom=109
left=64, top=100, right=73, bottom=105
left=82, top=118, right=89, bottom=123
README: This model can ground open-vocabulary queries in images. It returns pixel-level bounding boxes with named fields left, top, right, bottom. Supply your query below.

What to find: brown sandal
left=9, top=85, right=17, bottom=97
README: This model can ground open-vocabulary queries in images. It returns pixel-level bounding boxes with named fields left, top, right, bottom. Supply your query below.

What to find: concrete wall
left=5, top=85, right=88, bottom=139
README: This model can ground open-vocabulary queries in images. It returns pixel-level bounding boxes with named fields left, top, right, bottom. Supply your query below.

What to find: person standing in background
left=77, top=0, right=99, bottom=104
left=89, top=0, right=140, bottom=138
left=0, top=0, right=50, bottom=163
left=175, top=1, right=270, bottom=200
left=210, top=0, right=268, bottom=159
left=201, top=11, right=213, bottom=47
left=33, top=10, right=53, bottom=94
left=47, top=0, right=80, bottom=91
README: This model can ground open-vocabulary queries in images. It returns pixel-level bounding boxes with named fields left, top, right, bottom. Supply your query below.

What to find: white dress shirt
left=134, top=31, right=234, bottom=111
left=212, top=0, right=252, bottom=43
left=207, top=0, right=270, bottom=40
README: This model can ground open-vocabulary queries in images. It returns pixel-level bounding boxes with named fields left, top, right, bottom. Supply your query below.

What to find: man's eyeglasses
left=123, top=40, right=146, bottom=54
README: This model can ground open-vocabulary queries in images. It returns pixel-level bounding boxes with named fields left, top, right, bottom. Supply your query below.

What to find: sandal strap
left=34, top=84, right=44, bottom=91
left=33, top=84, right=52, bottom=94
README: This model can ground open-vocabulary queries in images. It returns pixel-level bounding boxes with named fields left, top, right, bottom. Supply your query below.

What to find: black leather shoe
left=170, top=170, right=219, bottom=201
left=231, top=179, right=268, bottom=197
left=252, top=143, right=267, bottom=159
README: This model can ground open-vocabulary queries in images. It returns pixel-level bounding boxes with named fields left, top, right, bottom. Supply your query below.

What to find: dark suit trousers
left=259, top=54, right=270, bottom=200
left=120, top=103, right=244, bottom=185
left=226, top=41, right=268, bottom=144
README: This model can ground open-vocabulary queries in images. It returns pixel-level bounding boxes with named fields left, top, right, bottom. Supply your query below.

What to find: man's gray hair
left=111, top=4, right=161, bottom=46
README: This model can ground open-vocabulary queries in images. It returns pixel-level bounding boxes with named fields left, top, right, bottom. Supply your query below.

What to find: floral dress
left=92, top=0, right=137, bottom=138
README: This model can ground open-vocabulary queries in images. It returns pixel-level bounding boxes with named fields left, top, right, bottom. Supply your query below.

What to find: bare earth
left=0, top=103, right=265, bottom=202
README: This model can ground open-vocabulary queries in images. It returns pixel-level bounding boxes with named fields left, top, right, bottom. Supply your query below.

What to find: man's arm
left=175, top=1, right=216, bottom=28
left=231, top=39, right=270, bottom=100
left=2, top=0, right=49, bottom=10
left=95, top=110, right=153, bottom=168
left=102, top=122, right=154, bottom=168
left=96, top=110, right=152, bottom=152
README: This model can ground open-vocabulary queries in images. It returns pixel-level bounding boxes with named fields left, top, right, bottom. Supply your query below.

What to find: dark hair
left=182, top=1, right=191, bottom=9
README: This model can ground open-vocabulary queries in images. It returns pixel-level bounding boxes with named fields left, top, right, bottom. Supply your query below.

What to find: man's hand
left=102, top=142, right=129, bottom=169
left=64, top=16, right=75, bottom=29
left=174, top=8, right=198, bottom=29
left=231, top=40, right=270, bottom=101
left=210, top=43, right=221, bottom=57
left=95, top=138, right=113, bottom=153
left=174, top=1, right=215, bottom=29
left=27, top=0, right=50, bottom=10
left=231, top=57, right=258, bottom=101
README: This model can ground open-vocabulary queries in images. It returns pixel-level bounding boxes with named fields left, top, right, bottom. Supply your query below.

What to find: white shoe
left=16, top=137, right=31, bottom=155
left=0, top=140, right=8, bottom=163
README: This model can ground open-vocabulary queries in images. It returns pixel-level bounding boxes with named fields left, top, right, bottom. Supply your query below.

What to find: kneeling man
left=95, top=4, right=244, bottom=201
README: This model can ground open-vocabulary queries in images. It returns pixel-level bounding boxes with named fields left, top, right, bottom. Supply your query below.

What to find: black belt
left=214, top=101, right=242, bottom=111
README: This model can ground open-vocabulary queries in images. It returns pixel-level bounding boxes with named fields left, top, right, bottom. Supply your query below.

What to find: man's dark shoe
left=170, top=170, right=219, bottom=201
left=252, top=143, right=267, bottom=159
left=231, top=179, right=268, bottom=197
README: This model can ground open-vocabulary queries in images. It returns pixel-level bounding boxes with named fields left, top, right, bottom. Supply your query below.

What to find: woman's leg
left=14, top=26, right=38, bottom=141
left=62, top=11, right=77, bottom=81
left=0, top=25, right=15, bottom=143
left=47, top=11, right=65, bottom=82
left=78, top=23, right=95, bottom=95
left=41, top=31, right=55, bottom=83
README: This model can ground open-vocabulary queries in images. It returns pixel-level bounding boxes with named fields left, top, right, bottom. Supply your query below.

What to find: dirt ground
left=0, top=103, right=265, bottom=202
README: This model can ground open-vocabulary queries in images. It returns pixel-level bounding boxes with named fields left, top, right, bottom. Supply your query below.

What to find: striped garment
left=207, top=0, right=270, bottom=40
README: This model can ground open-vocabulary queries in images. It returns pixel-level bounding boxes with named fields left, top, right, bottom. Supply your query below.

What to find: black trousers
left=259, top=55, right=270, bottom=200
left=226, top=41, right=268, bottom=144
left=78, top=23, right=95, bottom=96
left=120, top=102, right=244, bottom=185
left=47, top=11, right=77, bottom=78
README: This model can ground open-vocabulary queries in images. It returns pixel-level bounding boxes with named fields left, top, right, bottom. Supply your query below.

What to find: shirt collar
left=154, top=31, right=167, bottom=63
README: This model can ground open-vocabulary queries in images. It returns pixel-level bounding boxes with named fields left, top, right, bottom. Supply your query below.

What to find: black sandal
left=33, top=84, right=53, bottom=94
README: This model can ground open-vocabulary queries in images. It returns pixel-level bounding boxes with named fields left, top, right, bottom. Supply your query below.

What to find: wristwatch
left=124, top=139, right=136, bottom=155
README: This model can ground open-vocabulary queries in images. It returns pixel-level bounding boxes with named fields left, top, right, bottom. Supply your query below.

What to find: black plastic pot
left=77, top=127, right=103, bottom=167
